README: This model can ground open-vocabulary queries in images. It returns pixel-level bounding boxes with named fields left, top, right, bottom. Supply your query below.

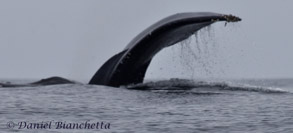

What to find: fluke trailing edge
left=0, top=12, right=241, bottom=88
left=89, top=12, right=241, bottom=87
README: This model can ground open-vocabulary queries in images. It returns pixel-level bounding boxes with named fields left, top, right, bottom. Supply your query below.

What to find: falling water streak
left=193, top=32, right=211, bottom=76
left=207, top=26, right=217, bottom=51
left=149, top=23, right=240, bottom=80
left=177, top=25, right=222, bottom=79
left=200, top=27, right=210, bottom=55
left=198, top=26, right=214, bottom=76
left=205, top=26, right=217, bottom=75
left=199, top=27, right=214, bottom=76
left=179, top=38, right=195, bottom=77
left=179, top=37, right=198, bottom=78
left=194, top=33, right=202, bottom=54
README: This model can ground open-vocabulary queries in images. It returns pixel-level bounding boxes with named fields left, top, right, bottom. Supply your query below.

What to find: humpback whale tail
left=89, top=12, right=241, bottom=87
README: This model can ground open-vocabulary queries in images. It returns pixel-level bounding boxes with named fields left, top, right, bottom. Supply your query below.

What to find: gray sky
left=0, top=0, right=293, bottom=81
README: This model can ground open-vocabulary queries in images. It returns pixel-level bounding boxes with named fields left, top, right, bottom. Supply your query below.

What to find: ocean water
left=1, top=78, right=293, bottom=133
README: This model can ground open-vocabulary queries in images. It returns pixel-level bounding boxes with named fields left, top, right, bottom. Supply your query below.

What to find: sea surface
left=1, top=78, right=293, bottom=133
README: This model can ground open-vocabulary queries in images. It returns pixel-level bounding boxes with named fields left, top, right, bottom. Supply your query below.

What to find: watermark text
left=6, top=120, right=110, bottom=130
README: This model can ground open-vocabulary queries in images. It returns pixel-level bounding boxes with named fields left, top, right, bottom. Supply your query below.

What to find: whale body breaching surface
left=89, top=12, right=241, bottom=87
left=0, top=12, right=241, bottom=88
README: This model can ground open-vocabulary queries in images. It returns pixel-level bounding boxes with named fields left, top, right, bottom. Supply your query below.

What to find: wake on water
left=0, top=78, right=288, bottom=93
left=125, top=78, right=288, bottom=94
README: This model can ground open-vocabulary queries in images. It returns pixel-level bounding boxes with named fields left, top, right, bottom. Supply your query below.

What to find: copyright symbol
left=6, top=121, right=15, bottom=129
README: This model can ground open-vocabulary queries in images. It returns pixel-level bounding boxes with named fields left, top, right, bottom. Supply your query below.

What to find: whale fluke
left=1, top=12, right=241, bottom=88
left=89, top=12, right=241, bottom=87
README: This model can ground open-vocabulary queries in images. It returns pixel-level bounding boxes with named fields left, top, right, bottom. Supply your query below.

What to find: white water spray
left=145, top=23, right=243, bottom=81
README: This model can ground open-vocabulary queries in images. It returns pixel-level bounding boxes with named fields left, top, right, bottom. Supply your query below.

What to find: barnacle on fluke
left=223, top=14, right=242, bottom=22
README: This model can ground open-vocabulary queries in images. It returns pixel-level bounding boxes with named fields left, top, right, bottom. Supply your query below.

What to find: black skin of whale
left=0, top=77, right=74, bottom=87
left=0, top=12, right=241, bottom=88
left=89, top=12, right=241, bottom=87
